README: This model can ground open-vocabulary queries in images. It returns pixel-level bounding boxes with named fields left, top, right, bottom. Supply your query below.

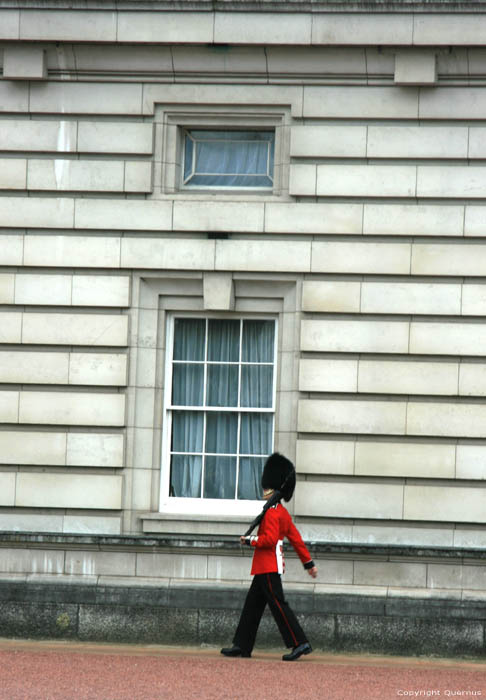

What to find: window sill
left=141, top=511, right=254, bottom=537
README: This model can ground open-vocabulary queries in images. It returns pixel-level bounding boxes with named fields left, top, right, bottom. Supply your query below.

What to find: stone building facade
left=2, top=0, right=486, bottom=654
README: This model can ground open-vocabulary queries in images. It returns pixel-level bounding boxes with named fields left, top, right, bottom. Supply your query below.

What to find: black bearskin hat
left=261, top=453, right=296, bottom=502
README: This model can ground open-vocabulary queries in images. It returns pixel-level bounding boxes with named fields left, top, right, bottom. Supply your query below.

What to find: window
left=163, top=316, right=277, bottom=507
left=182, top=130, right=275, bottom=190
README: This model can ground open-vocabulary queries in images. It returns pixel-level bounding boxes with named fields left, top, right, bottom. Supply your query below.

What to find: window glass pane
left=183, top=130, right=274, bottom=189
left=206, top=413, right=238, bottom=454
left=204, top=456, right=236, bottom=499
left=208, top=320, right=239, bottom=362
left=238, top=457, right=265, bottom=500
left=172, top=364, right=204, bottom=406
left=207, top=364, right=238, bottom=407
left=242, top=320, right=275, bottom=363
left=240, top=413, right=273, bottom=455
left=170, top=455, right=202, bottom=498
left=241, top=365, right=273, bottom=408
left=173, top=318, right=205, bottom=361
left=171, top=411, right=203, bottom=452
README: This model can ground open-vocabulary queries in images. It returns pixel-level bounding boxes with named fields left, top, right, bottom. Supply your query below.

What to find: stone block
left=0, top=196, right=74, bottom=229
left=0, top=235, right=23, bottom=265
left=14, top=274, right=72, bottom=306
left=78, top=604, right=198, bottom=644
left=459, top=363, right=486, bottom=397
left=358, top=359, right=458, bottom=397
left=173, top=201, right=264, bottom=233
left=0, top=350, right=69, bottom=384
left=311, top=14, right=413, bottom=45
left=19, top=391, right=125, bottom=427
left=290, top=125, right=366, bottom=158
left=0, top=312, right=21, bottom=343
left=121, top=238, right=214, bottom=271
left=71, top=275, right=130, bottom=307
left=288, top=163, right=316, bottom=196
left=361, top=281, right=461, bottom=316
left=3, top=46, right=46, bottom=80
left=137, top=552, right=208, bottom=579
left=118, top=11, right=213, bottom=43
left=311, top=241, right=411, bottom=274
left=413, top=14, right=486, bottom=46
left=317, top=164, right=416, bottom=198
left=63, top=516, right=121, bottom=535
left=28, top=159, right=124, bottom=192
left=207, top=555, right=250, bottom=582
left=394, top=51, right=437, bottom=85
left=172, top=45, right=267, bottom=76
left=355, top=440, right=455, bottom=479
left=214, top=11, right=311, bottom=45
left=216, top=240, right=310, bottom=273
left=265, top=202, right=363, bottom=235
left=77, top=122, right=154, bottom=155
left=299, top=358, right=358, bottom=393
left=352, top=522, right=454, bottom=548
left=0, top=430, right=66, bottom=466
left=65, top=551, right=134, bottom=577
left=457, top=444, right=486, bottom=480
left=419, top=87, right=486, bottom=120
left=298, top=398, right=407, bottom=435
left=0, top=391, right=19, bottom=423
left=0, top=601, right=79, bottom=639
left=124, top=161, right=152, bottom=193
left=0, top=474, right=15, bottom=506
left=0, top=82, right=29, bottom=113
left=30, top=82, right=142, bottom=116
left=411, top=242, right=486, bottom=276
left=0, top=158, right=26, bottom=189
left=417, top=166, right=486, bottom=199
left=407, top=401, right=486, bottom=439
left=24, top=235, right=120, bottom=269
left=22, top=312, right=128, bottom=347
left=469, top=128, right=486, bottom=159
left=19, top=9, right=117, bottom=41
left=364, top=204, right=464, bottom=237
left=303, top=86, right=418, bottom=119
left=301, top=319, right=409, bottom=354
left=203, top=273, right=234, bottom=311
left=0, top=119, right=77, bottom=153
left=68, top=353, right=127, bottom=386
left=302, top=281, right=360, bottom=313
left=409, top=321, right=486, bottom=357
left=75, top=199, right=171, bottom=231
left=367, top=126, right=467, bottom=159
left=0, top=548, right=64, bottom=574
left=0, top=274, right=14, bottom=303
left=461, top=284, right=486, bottom=316
left=355, top=561, right=427, bottom=588
left=16, top=473, right=123, bottom=510
left=0, top=10, right=19, bottom=39
left=465, top=207, right=486, bottom=237
left=0, top=513, right=63, bottom=532
left=66, top=433, right=124, bottom=467
left=427, top=564, right=463, bottom=591
left=404, top=484, right=486, bottom=523
left=295, top=480, right=403, bottom=520
left=296, top=439, right=355, bottom=475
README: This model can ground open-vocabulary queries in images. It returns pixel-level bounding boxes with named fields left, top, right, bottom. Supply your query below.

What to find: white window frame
left=158, top=104, right=290, bottom=197
left=160, top=312, right=278, bottom=516
left=181, top=129, right=275, bottom=191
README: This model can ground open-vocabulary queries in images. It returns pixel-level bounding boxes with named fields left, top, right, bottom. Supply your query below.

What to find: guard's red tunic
left=249, top=503, right=313, bottom=575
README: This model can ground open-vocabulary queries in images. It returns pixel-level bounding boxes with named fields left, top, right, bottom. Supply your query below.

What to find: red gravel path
left=0, top=640, right=485, bottom=700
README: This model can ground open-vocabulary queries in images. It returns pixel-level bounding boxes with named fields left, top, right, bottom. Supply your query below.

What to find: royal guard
left=221, top=453, right=318, bottom=661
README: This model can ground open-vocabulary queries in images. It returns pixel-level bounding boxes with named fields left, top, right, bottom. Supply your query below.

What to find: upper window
left=163, top=316, right=277, bottom=507
left=182, top=130, right=275, bottom=190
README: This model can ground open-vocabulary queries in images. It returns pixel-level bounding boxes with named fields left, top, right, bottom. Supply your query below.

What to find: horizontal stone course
left=18, top=391, right=125, bottom=427
left=16, top=473, right=123, bottom=510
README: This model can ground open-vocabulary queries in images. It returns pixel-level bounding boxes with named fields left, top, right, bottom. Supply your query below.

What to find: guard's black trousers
left=233, top=573, right=308, bottom=654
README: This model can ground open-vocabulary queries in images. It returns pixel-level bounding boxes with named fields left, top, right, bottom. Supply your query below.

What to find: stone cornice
left=1, top=0, right=486, bottom=12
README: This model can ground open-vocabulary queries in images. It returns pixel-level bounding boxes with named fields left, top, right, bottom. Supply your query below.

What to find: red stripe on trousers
left=266, top=574, right=298, bottom=647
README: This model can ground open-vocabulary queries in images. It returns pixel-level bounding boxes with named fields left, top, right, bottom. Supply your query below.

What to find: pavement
left=0, top=638, right=485, bottom=700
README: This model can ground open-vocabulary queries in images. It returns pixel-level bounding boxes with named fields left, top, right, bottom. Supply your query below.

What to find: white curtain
left=170, top=318, right=274, bottom=500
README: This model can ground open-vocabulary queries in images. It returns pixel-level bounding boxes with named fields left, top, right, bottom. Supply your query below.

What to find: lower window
left=163, top=315, right=277, bottom=506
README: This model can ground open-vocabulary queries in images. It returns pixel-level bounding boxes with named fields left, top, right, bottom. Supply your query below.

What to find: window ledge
left=141, top=512, right=250, bottom=537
